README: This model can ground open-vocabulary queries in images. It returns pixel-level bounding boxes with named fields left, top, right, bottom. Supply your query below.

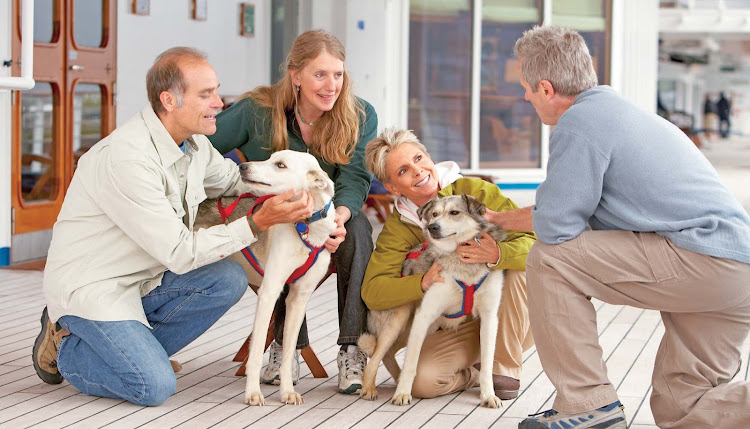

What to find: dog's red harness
left=218, top=193, right=329, bottom=285
left=405, top=241, right=427, bottom=261
left=403, top=241, right=489, bottom=319
left=443, top=273, right=489, bottom=319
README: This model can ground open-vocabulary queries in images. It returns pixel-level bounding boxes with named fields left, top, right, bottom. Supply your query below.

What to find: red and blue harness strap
left=217, top=193, right=327, bottom=285
left=443, top=273, right=489, bottom=319
left=405, top=241, right=428, bottom=260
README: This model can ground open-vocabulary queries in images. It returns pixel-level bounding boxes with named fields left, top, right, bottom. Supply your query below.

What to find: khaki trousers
left=526, top=230, right=750, bottom=429
left=411, top=270, right=534, bottom=398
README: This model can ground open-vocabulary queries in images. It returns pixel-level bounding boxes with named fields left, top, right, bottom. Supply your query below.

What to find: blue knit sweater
left=533, top=86, right=750, bottom=264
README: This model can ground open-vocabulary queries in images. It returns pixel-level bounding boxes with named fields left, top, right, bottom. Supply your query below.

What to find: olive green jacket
left=361, top=178, right=537, bottom=311
left=209, top=96, right=377, bottom=217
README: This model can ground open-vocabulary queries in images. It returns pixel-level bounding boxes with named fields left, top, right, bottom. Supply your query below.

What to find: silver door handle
left=69, top=64, right=84, bottom=71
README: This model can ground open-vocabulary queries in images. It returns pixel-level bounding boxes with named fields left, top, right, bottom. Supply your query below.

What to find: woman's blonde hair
left=365, top=127, right=427, bottom=184
left=241, top=29, right=363, bottom=165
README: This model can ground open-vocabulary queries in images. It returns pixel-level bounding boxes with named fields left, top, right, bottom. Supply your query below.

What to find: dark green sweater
left=209, top=97, right=377, bottom=216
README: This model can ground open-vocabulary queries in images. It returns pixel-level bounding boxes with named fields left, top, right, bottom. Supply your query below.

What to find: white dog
left=196, top=150, right=336, bottom=406
left=358, top=195, right=506, bottom=408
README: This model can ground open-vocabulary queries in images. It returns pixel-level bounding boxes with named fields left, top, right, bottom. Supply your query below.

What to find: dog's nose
left=427, top=223, right=440, bottom=235
left=239, top=163, right=249, bottom=172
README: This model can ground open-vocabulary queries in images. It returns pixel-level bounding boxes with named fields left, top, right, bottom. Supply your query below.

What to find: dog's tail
left=357, top=333, right=377, bottom=357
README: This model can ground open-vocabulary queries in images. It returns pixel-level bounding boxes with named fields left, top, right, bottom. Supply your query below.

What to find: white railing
left=661, top=0, right=750, bottom=8
left=0, top=0, right=35, bottom=90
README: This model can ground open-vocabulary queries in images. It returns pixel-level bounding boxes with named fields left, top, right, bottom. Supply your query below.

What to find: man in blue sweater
left=504, top=26, right=750, bottom=429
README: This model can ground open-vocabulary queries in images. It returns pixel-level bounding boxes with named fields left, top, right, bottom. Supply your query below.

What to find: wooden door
left=10, top=0, right=116, bottom=237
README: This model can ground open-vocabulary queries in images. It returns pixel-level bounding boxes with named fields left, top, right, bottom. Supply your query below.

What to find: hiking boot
left=261, top=340, right=299, bottom=385
left=337, top=345, right=366, bottom=394
left=518, top=400, right=626, bottom=429
left=32, top=307, right=69, bottom=384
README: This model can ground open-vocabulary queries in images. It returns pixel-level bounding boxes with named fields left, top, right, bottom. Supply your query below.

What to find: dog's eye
left=431, top=211, right=438, bottom=218
left=450, top=210, right=460, bottom=216
left=275, top=162, right=286, bottom=169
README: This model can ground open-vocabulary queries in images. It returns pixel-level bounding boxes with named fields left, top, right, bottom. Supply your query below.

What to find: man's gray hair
left=514, top=25, right=598, bottom=97
left=146, top=47, right=208, bottom=114
left=365, top=127, right=427, bottom=184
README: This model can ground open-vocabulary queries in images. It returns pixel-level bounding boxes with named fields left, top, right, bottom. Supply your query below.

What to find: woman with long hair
left=210, top=29, right=377, bottom=394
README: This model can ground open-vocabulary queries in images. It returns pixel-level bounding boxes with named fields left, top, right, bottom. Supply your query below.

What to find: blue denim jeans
left=56, top=259, right=247, bottom=406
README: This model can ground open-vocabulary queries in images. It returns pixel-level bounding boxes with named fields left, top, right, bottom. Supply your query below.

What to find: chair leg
left=234, top=313, right=276, bottom=376
left=235, top=355, right=250, bottom=377
left=301, top=345, right=328, bottom=378
left=232, top=336, right=251, bottom=362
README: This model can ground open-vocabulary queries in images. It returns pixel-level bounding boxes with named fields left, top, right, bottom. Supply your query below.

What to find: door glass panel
left=552, top=0, right=609, bottom=86
left=479, top=0, right=541, bottom=168
left=20, top=82, right=58, bottom=202
left=72, top=83, right=103, bottom=169
left=73, top=0, right=104, bottom=47
left=409, top=0, right=472, bottom=167
left=22, top=0, right=55, bottom=43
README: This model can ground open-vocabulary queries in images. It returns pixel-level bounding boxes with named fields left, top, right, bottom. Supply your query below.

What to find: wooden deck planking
left=0, top=267, right=681, bottom=429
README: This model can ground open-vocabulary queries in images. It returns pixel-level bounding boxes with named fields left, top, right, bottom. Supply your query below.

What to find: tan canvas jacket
left=44, top=106, right=255, bottom=326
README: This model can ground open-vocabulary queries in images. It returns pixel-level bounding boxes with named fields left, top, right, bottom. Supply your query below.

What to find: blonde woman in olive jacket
left=362, top=128, right=536, bottom=400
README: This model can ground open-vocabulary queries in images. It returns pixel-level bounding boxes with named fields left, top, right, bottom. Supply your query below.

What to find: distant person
left=717, top=91, right=732, bottom=138
left=657, top=93, right=669, bottom=119
left=502, top=25, right=750, bottom=429
left=703, top=94, right=717, bottom=139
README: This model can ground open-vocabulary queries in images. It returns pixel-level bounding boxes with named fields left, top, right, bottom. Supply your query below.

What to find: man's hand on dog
left=421, top=262, right=445, bottom=292
left=457, top=232, right=500, bottom=264
left=251, top=189, right=314, bottom=231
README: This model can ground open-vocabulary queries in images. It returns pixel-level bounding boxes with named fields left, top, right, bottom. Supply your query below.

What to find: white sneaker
left=337, top=345, right=366, bottom=394
left=261, top=340, right=300, bottom=385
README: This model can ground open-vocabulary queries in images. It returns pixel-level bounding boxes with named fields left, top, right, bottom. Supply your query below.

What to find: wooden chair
left=363, top=193, right=396, bottom=223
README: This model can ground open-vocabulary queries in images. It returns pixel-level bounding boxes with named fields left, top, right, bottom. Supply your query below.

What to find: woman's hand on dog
left=457, top=232, right=500, bottom=264
left=324, top=215, right=346, bottom=253
left=251, top=189, right=314, bottom=231
left=421, top=262, right=445, bottom=292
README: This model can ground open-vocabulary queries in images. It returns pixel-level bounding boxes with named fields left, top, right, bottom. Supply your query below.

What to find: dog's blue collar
left=307, top=198, right=333, bottom=224
left=295, top=199, right=333, bottom=236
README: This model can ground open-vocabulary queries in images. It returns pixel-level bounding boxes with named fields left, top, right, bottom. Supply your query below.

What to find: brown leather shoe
left=32, top=307, right=70, bottom=384
left=170, top=360, right=183, bottom=373
left=491, top=375, right=520, bottom=400
left=472, top=363, right=520, bottom=400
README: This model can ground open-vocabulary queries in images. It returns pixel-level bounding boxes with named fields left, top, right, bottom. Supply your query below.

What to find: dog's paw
left=244, top=390, right=266, bottom=406
left=359, top=386, right=378, bottom=401
left=391, top=393, right=412, bottom=406
left=480, top=394, right=502, bottom=409
left=281, top=390, right=304, bottom=405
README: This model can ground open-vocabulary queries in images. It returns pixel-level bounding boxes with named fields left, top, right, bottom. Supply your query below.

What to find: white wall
left=0, top=0, right=12, bottom=263
left=612, top=0, right=659, bottom=113
left=116, top=0, right=271, bottom=124
left=303, top=0, right=395, bottom=133
left=343, top=0, right=387, bottom=131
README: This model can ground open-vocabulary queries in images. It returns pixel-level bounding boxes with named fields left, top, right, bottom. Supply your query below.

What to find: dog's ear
left=417, top=198, right=438, bottom=221
left=307, top=169, right=335, bottom=196
left=462, top=194, right=486, bottom=216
